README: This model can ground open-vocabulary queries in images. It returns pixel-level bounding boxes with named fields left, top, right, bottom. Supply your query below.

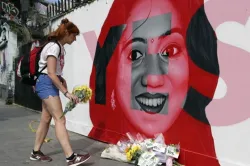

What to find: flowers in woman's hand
left=72, top=85, right=92, bottom=103
left=60, top=85, right=92, bottom=119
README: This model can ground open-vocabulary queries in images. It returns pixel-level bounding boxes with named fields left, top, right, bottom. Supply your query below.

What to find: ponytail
left=48, top=18, right=80, bottom=41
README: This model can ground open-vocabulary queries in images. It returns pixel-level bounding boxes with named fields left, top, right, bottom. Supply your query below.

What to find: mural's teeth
left=138, top=98, right=165, bottom=107
left=149, top=99, right=153, bottom=106
left=153, top=99, right=157, bottom=106
left=157, top=98, right=161, bottom=105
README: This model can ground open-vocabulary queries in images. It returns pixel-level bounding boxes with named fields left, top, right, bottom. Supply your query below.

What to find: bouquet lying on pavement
left=101, top=133, right=184, bottom=166
left=60, top=85, right=92, bottom=119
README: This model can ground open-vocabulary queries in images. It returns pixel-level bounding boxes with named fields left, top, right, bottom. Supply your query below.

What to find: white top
left=38, top=42, right=65, bottom=76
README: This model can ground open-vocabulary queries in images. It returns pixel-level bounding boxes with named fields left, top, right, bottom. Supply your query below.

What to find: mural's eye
left=161, top=44, right=180, bottom=58
left=128, top=50, right=143, bottom=61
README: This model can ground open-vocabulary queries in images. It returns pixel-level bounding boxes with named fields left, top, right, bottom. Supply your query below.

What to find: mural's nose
left=142, top=74, right=165, bottom=88
left=141, top=54, right=166, bottom=88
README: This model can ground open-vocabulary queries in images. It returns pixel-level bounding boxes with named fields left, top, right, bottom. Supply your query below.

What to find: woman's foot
left=30, top=150, right=52, bottom=162
left=67, top=153, right=91, bottom=166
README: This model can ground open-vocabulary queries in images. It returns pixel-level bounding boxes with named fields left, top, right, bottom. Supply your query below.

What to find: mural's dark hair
left=184, top=5, right=219, bottom=124
left=93, top=25, right=124, bottom=104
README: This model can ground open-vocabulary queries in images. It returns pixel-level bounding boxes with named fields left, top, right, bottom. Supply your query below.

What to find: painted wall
left=0, top=20, right=17, bottom=99
left=0, top=0, right=20, bottom=100
left=50, top=0, right=250, bottom=165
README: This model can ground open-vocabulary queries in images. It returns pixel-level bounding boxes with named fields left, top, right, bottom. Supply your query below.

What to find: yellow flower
left=125, top=147, right=129, bottom=153
left=72, top=85, right=92, bottom=103
left=60, top=85, right=93, bottom=118
left=131, top=145, right=140, bottom=152
left=126, top=151, right=132, bottom=161
left=125, top=145, right=141, bottom=162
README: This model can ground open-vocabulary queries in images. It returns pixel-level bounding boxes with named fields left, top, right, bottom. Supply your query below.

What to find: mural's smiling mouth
left=135, top=93, right=168, bottom=114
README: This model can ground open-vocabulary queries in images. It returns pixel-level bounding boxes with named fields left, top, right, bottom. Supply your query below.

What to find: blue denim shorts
left=35, top=74, right=62, bottom=99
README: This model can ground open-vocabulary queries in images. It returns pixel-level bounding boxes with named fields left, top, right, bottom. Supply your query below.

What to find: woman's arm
left=47, top=55, right=67, bottom=94
left=61, top=77, right=68, bottom=90
left=46, top=55, right=79, bottom=103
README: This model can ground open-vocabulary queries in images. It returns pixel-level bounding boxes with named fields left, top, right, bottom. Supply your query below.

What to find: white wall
left=49, top=0, right=250, bottom=165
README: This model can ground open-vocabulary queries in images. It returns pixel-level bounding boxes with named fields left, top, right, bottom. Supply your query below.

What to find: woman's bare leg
left=33, top=101, right=52, bottom=151
left=43, top=96, right=73, bottom=157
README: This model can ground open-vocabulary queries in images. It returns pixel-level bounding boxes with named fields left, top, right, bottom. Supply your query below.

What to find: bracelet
left=64, top=91, right=68, bottom=96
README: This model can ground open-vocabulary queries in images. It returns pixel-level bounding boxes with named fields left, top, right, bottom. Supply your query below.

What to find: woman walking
left=30, top=18, right=90, bottom=166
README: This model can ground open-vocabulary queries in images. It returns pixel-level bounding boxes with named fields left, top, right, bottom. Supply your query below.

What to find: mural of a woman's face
left=115, top=0, right=189, bottom=136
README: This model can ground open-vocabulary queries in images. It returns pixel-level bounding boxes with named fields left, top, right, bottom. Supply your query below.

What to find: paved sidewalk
left=0, top=101, right=130, bottom=166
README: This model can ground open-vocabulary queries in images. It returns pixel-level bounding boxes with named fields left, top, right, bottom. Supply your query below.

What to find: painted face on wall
left=0, top=25, right=8, bottom=50
left=115, top=0, right=189, bottom=135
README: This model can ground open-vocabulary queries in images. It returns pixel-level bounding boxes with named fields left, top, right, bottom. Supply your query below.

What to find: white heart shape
left=213, top=77, right=227, bottom=99
left=216, top=17, right=250, bottom=53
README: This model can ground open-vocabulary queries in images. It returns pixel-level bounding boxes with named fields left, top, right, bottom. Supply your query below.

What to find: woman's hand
left=65, top=92, right=79, bottom=104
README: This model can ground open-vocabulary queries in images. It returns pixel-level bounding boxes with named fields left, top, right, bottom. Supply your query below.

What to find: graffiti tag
left=1, top=2, right=19, bottom=17
left=1, top=14, right=21, bottom=25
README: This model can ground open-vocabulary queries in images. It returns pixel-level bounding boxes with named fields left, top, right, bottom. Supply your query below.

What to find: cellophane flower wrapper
left=101, top=132, right=184, bottom=166
left=126, top=132, right=136, bottom=143
left=166, top=144, right=180, bottom=159
left=101, top=144, right=128, bottom=162
left=136, top=133, right=146, bottom=142
left=117, top=139, right=131, bottom=153
left=154, top=133, right=165, bottom=144
left=166, top=156, right=174, bottom=166
left=60, top=85, right=92, bottom=119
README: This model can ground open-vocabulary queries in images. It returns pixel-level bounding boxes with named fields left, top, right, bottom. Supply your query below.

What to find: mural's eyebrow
left=122, top=37, right=146, bottom=50
left=161, top=28, right=182, bottom=37
left=121, top=28, right=182, bottom=51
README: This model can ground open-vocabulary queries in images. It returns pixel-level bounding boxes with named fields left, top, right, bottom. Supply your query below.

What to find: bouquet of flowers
left=60, top=85, right=92, bottom=119
left=125, top=144, right=143, bottom=165
left=101, top=132, right=184, bottom=166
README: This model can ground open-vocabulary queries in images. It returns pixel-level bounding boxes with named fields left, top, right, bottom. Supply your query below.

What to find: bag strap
left=36, top=40, right=62, bottom=76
